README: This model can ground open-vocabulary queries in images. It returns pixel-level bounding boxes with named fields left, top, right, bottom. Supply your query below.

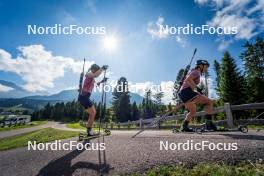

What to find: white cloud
left=208, top=11, right=258, bottom=40
left=147, top=16, right=169, bottom=39
left=175, top=35, right=187, bottom=47
left=195, top=0, right=264, bottom=50
left=0, top=84, right=14, bottom=92
left=147, top=16, right=187, bottom=47
left=0, top=45, right=94, bottom=92
left=194, top=0, right=209, bottom=5
left=212, top=0, right=226, bottom=8
left=216, top=38, right=233, bottom=51
left=195, top=0, right=229, bottom=9
left=64, top=85, right=78, bottom=90
left=247, top=0, right=264, bottom=15
left=160, top=81, right=175, bottom=104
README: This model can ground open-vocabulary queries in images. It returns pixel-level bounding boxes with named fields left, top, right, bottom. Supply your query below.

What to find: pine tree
left=153, top=90, right=164, bottom=115
left=204, top=71, right=209, bottom=97
left=137, top=103, right=144, bottom=119
left=218, top=52, right=246, bottom=105
left=240, top=37, right=264, bottom=102
left=173, top=68, right=184, bottom=103
left=43, top=103, right=51, bottom=119
left=105, top=108, right=111, bottom=123
left=131, top=101, right=140, bottom=121
left=95, top=102, right=101, bottom=120
left=168, top=103, right=172, bottom=111
left=142, top=90, right=152, bottom=119
left=112, top=77, right=131, bottom=122
left=153, top=91, right=164, bottom=106
left=214, top=60, right=221, bottom=87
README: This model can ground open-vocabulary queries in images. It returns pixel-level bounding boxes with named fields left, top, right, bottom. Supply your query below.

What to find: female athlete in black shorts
left=178, top=60, right=216, bottom=132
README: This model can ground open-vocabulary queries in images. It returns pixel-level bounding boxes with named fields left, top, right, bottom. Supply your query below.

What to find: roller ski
left=172, top=128, right=196, bottom=133
left=172, top=120, right=196, bottom=133
left=78, top=128, right=111, bottom=141
left=195, top=124, right=248, bottom=134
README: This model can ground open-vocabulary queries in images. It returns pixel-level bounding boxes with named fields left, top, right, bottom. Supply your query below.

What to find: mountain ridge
left=0, top=80, right=144, bottom=110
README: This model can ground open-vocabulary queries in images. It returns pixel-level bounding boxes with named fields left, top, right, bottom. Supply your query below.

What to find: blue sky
left=0, top=0, right=263, bottom=102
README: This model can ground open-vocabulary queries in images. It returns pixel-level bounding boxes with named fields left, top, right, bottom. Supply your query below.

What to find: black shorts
left=78, top=93, right=93, bottom=109
left=178, top=87, right=199, bottom=103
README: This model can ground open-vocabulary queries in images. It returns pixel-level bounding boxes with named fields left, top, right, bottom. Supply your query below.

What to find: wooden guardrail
left=117, top=102, right=264, bottom=129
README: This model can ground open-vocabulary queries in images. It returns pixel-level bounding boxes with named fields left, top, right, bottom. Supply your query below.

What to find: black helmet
left=196, top=59, right=210, bottom=67
left=90, top=64, right=100, bottom=71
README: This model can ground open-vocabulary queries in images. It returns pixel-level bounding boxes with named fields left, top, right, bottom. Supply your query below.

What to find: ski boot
left=87, top=128, right=99, bottom=137
left=181, top=120, right=194, bottom=132
left=205, top=120, right=217, bottom=131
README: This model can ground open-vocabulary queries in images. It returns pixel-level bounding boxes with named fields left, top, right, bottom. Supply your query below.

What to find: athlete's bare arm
left=89, top=69, right=103, bottom=78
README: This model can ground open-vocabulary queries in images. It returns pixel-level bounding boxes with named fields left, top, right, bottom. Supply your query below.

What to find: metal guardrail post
left=157, top=120, right=160, bottom=129
left=139, top=118, right=142, bottom=129
left=224, top=102, right=233, bottom=128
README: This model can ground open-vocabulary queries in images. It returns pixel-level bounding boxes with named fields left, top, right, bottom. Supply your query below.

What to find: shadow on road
left=221, top=133, right=264, bottom=141
left=37, top=140, right=112, bottom=176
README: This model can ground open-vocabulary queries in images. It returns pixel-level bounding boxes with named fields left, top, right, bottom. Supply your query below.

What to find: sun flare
left=102, top=36, right=118, bottom=50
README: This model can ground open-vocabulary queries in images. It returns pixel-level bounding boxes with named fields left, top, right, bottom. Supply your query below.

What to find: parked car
left=17, top=117, right=26, bottom=125
left=1, top=114, right=31, bottom=127
left=4, top=118, right=11, bottom=127
left=4, top=115, right=17, bottom=127
left=0, top=116, right=5, bottom=127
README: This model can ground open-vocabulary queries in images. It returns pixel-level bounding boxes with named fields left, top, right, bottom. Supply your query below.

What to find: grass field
left=66, top=122, right=102, bottom=131
left=247, top=125, right=264, bottom=130
left=132, top=162, right=264, bottom=176
left=66, top=122, right=86, bottom=130
left=0, top=127, right=79, bottom=150
left=0, top=120, right=47, bottom=132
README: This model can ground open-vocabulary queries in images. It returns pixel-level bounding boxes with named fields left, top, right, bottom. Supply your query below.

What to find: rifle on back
left=78, top=59, right=86, bottom=98
left=176, top=48, right=197, bottom=93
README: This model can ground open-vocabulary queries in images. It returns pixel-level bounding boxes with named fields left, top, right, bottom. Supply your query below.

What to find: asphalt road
left=0, top=130, right=264, bottom=176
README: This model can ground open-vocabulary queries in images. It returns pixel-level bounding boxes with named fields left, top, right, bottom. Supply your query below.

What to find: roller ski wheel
left=104, top=129, right=111, bottom=135
left=238, top=125, right=248, bottom=133
left=195, top=127, right=204, bottom=134
left=172, top=128, right=180, bottom=133
left=78, top=132, right=86, bottom=141
left=78, top=132, right=101, bottom=141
